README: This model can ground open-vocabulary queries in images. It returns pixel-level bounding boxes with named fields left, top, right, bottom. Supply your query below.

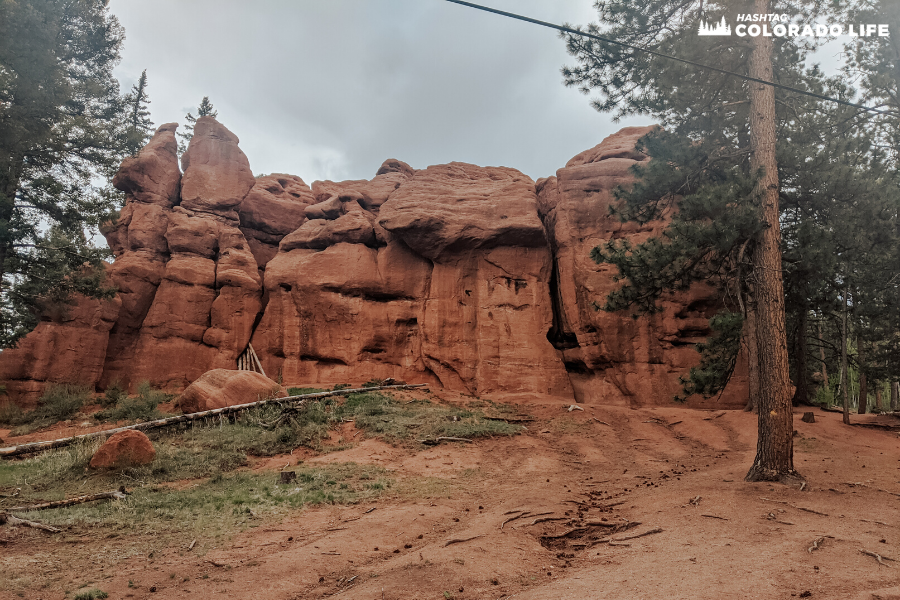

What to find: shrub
left=95, top=381, right=172, bottom=423
left=6, top=383, right=91, bottom=433
left=100, top=380, right=127, bottom=408
left=74, top=589, right=108, bottom=600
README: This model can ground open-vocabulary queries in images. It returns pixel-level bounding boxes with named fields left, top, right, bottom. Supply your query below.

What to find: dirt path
left=2, top=400, right=899, bottom=600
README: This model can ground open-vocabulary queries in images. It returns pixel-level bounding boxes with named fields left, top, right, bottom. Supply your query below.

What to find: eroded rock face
left=90, top=430, right=156, bottom=468
left=538, top=126, right=748, bottom=409
left=0, top=296, right=121, bottom=409
left=178, top=369, right=285, bottom=413
left=100, top=118, right=265, bottom=390
left=0, top=121, right=747, bottom=409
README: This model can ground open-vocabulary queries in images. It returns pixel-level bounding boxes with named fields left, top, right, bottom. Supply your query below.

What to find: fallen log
left=0, top=512, right=61, bottom=533
left=6, top=489, right=128, bottom=512
left=417, top=437, right=473, bottom=445
left=0, top=384, right=428, bottom=459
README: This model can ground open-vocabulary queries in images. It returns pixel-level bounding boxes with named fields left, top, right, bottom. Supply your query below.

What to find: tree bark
left=841, top=287, right=851, bottom=425
left=793, top=308, right=810, bottom=406
left=857, top=334, right=867, bottom=414
left=891, top=381, right=899, bottom=412
left=744, top=301, right=760, bottom=412
left=817, top=321, right=828, bottom=385
left=874, top=385, right=883, bottom=412
left=744, top=0, right=798, bottom=483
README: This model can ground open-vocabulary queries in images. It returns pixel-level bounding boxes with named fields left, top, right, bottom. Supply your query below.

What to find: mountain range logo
left=698, top=16, right=732, bottom=36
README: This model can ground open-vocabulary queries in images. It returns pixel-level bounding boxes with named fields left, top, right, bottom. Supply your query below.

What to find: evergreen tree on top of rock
left=178, top=97, right=217, bottom=154
left=122, top=69, right=154, bottom=156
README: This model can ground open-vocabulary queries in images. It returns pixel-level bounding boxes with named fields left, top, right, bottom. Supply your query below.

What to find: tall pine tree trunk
left=817, top=320, right=828, bottom=386
left=745, top=0, right=797, bottom=483
left=875, top=384, right=883, bottom=412
left=794, top=308, right=810, bottom=405
left=891, top=381, right=899, bottom=412
left=857, top=334, right=867, bottom=414
left=744, top=301, right=760, bottom=412
left=841, top=287, right=850, bottom=425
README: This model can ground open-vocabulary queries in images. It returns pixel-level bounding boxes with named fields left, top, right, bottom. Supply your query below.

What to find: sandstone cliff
left=0, top=119, right=747, bottom=409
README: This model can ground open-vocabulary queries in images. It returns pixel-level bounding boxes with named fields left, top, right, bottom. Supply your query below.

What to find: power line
left=445, top=0, right=887, bottom=116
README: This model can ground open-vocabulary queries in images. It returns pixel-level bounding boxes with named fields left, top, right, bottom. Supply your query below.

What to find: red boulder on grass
left=90, top=430, right=156, bottom=469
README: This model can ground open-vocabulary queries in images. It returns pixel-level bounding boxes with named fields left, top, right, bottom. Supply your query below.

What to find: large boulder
left=90, top=430, right=156, bottom=469
left=178, top=369, right=286, bottom=414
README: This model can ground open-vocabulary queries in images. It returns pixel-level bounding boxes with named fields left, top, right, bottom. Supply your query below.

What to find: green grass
left=95, top=381, right=173, bottom=423
left=333, top=392, right=522, bottom=444
left=286, top=387, right=327, bottom=396
left=0, top=383, right=92, bottom=435
left=0, top=391, right=519, bottom=542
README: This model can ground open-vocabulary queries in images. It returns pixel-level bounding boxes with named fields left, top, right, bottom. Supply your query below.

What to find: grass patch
left=0, top=383, right=92, bottom=435
left=334, top=392, right=522, bottom=444
left=286, top=387, right=327, bottom=396
left=95, top=381, right=173, bottom=423
left=0, top=445, right=389, bottom=540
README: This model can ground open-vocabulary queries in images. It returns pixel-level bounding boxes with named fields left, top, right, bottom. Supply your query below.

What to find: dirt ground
left=2, top=392, right=899, bottom=600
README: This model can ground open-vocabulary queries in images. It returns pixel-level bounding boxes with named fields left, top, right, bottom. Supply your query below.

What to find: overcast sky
left=108, top=1, right=846, bottom=184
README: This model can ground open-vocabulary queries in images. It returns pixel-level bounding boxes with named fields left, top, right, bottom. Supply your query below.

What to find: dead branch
left=531, top=516, right=568, bottom=525
left=795, top=506, right=829, bottom=516
left=860, top=518, right=890, bottom=526
left=501, top=511, right=551, bottom=529
left=701, top=514, right=728, bottom=520
left=844, top=482, right=900, bottom=498
left=860, top=549, right=896, bottom=566
left=760, top=497, right=827, bottom=515
left=592, top=419, right=610, bottom=426
left=0, top=512, right=61, bottom=533
left=808, top=537, right=825, bottom=553
left=614, top=526, right=663, bottom=541
left=443, top=535, right=484, bottom=547
left=703, top=412, right=727, bottom=420
left=0, top=384, right=428, bottom=458
left=766, top=513, right=796, bottom=525
left=417, top=437, right=473, bottom=445
left=6, top=489, right=128, bottom=512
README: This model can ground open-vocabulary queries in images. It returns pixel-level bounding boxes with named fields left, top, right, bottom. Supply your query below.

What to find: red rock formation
left=90, top=430, right=156, bottom=468
left=100, top=118, right=265, bottom=390
left=178, top=369, right=286, bottom=413
left=0, top=296, right=120, bottom=409
left=0, top=121, right=747, bottom=410
left=537, top=126, right=747, bottom=408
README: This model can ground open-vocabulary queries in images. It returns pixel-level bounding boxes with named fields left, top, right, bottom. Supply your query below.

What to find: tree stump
left=280, top=471, right=297, bottom=484
left=801, top=412, right=815, bottom=423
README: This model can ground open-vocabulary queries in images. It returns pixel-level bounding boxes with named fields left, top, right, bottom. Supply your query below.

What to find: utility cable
left=445, top=0, right=887, bottom=116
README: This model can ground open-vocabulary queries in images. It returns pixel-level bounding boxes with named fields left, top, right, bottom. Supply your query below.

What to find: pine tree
left=0, top=0, right=126, bottom=347
left=562, top=0, right=834, bottom=482
left=177, top=96, right=217, bottom=154
left=122, top=69, right=154, bottom=156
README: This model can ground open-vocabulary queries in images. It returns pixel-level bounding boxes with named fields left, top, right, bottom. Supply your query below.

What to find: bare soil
left=2, top=393, right=899, bottom=600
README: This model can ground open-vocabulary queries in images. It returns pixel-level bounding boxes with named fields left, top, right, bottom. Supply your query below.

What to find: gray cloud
left=110, top=0, right=648, bottom=183
left=110, top=1, right=847, bottom=184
